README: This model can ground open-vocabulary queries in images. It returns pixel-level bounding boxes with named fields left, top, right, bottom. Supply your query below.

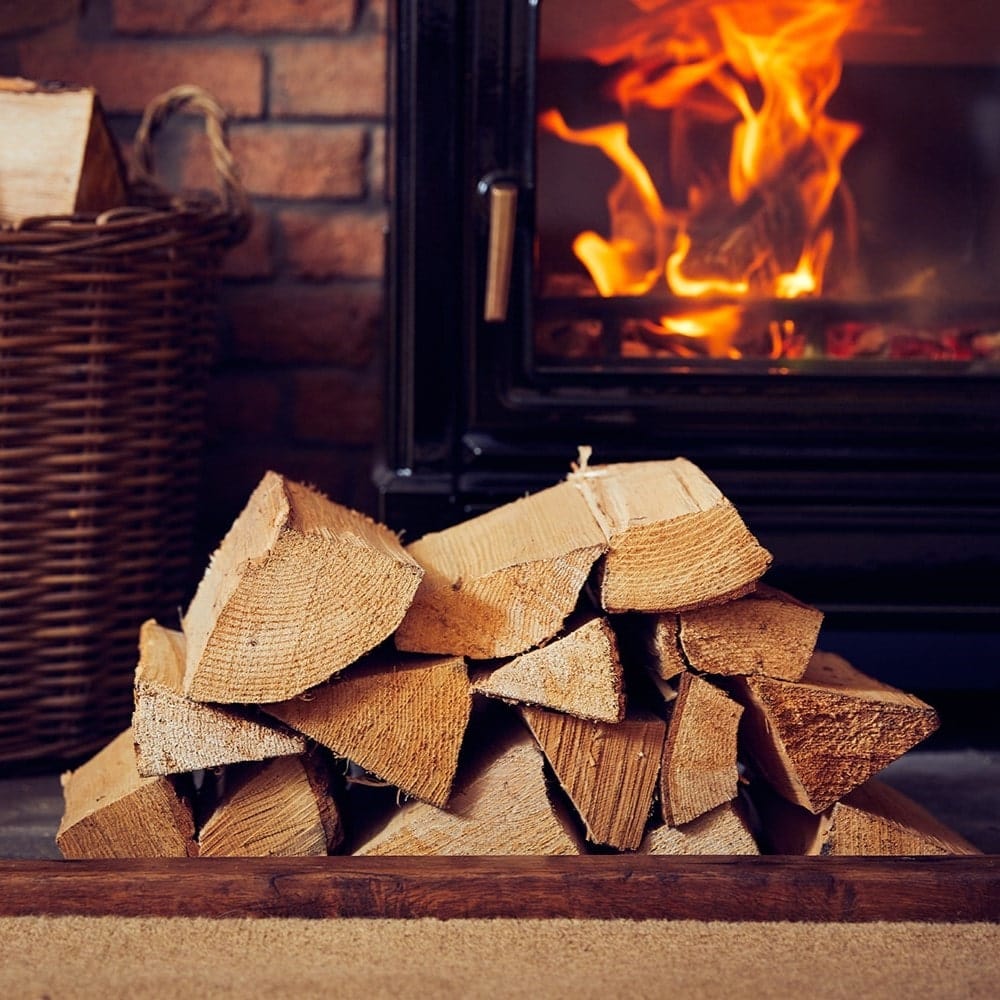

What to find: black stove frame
left=378, top=0, right=1000, bottom=691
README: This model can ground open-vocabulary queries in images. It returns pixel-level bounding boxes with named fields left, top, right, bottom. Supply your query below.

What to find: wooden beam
left=0, top=857, right=996, bottom=922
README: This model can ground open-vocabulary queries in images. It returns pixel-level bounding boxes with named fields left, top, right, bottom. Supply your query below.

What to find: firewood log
left=567, top=458, right=772, bottom=613
left=0, top=78, right=127, bottom=224
left=756, top=777, right=982, bottom=856
left=197, top=754, right=343, bottom=857
left=352, top=722, right=585, bottom=856
left=734, top=651, right=940, bottom=814
left=132, top=619, right=307, bottom=777
left=472, top=614, right=626, bottom=722
left=660, top=673, right=743, bottom=826
left=678, top=584, right=823, bottom=681
left=521, top=704, right=666, bottom=850
left=639, top=800, right=760, bottom=855
left=182, top=470, right=423, bottom=704
left=56, top=728, right=197, bottom=859
left=264, top=651, right=471, bottom=808
left=394, top=480, right=608, bottom=658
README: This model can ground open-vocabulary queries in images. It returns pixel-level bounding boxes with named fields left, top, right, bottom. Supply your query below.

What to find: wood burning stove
left=378, top=0, right=1000, bottom=700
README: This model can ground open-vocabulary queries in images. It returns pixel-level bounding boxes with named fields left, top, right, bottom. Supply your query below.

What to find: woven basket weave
left=0, top=85, right=250, bottom=768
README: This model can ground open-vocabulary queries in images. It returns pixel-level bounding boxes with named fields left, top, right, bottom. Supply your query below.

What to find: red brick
left=17, top=39, right=264, bottom=117
left=291, top=369, right=381, bottom=446
left=223, top=210, right=275, bottom=279
left=241, top=125, right=368, bottom=199
left=222, top=283, right=379, bottom=367
left=280, top=208, right=386, bottom=280
left=113, top=0, right=357, bottom=34
left=270, top=37, right=385, bottom=118
left=365, top=0, right=388, bottom=31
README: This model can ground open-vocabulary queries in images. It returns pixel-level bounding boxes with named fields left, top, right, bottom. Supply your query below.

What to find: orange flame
left=540, top=0, right=863, bottom=355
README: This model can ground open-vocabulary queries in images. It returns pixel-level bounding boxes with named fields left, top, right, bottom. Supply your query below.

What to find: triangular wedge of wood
left=521, top=704, right=666, bottom=851
left=639, top=800, right=760, bottom=855
left=0, top=78, right=127, bottom=225
left=394, top=480, right=609, bottom=658
left=660, top=673, right=743, bottom=826
left=353, top=722, right=585, bottom=856
left=132, top=619, right=307, bottom=776
left=182, top=470, right=424, bottom=704
left=197, top=754, right=343, bottom=857
left=734, top=650, right=941, bottom=814
left=56, top=728, right=197, bottom=859
left=264, top=651, right=471, bottom=808
left=756, top=777, right=982, bottom=856
left=677, top=584, right=823, bottom=681
left=471, top=614, right=625, bottom=722
left=567, top=458, right=773, bottom=613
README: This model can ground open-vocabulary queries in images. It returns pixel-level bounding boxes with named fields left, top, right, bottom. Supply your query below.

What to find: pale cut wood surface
left=132, top=619, right=307, bottom=776
left=55, top=729, right=196, bottom=860
left=394, top=480, right=608, bottom=659
left=353, top=725, right=585, bottom=856
left=759, top=778, right=984, bottom=857
left=0, top=80, right=126, bottom=225
left=644, top=614, right=687, bottom=682
left=265, top=652, right=471, bottom=808
left=639, top=801, right=760, bottom=855
left=182, top=471, right=423, bottom=704
left=736, top=651, right=941, bottom=814
left=472, top=615, right=625, bottom=722
left=198, top=755, right=342, bottom=858
left=522, top=705, right=666, bottom=851
left=678, top=585, right=823, bottom=681
left=660, top=673, right=743, bottom=826
left=823, top=781, right=984, bottom=857
left=568, top=459, right=772, bottom=613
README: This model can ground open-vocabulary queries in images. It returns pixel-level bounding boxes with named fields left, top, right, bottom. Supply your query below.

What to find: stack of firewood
left=56, top=457, right=980, bottom=858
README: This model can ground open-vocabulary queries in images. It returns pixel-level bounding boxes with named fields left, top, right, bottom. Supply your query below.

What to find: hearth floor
left=2, top=748, right=998, bottom=859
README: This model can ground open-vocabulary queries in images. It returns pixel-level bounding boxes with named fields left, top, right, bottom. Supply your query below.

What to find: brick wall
left=4, top=0, right=390, bottom=563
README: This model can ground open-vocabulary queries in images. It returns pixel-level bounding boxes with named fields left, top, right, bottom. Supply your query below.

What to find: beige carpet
left=0, top=917, right=997, bottom=999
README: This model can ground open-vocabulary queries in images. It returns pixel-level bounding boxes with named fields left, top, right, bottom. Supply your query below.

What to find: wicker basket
left=0, top=85, right=250, bottom=768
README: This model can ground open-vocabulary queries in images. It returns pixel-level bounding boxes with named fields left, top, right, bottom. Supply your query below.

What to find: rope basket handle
left=130, top=84, right=251, bottom=224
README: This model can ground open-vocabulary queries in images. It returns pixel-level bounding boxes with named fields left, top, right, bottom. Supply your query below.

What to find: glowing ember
left=540, top=0, right=864, bottom=357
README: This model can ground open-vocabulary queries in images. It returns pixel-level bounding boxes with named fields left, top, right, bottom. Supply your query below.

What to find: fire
left=540, top=0, right=863, bottom=357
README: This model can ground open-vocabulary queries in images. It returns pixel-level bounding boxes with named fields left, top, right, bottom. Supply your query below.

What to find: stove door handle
left=483, top=181, right=518, bottom=323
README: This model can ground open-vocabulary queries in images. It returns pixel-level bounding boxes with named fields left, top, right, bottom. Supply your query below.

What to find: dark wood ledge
left=1, top=855, right=997, bottom=922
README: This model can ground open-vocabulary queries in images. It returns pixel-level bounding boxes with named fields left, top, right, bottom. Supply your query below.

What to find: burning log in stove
left=55, top=459, right=981, bottom=859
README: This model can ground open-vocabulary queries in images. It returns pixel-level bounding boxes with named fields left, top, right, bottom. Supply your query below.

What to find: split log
left=0, top=78, right=127, bottom=225
left=182, top=470, right=423, bottom=704
left=56, top=728, right=197, bottom=859
left=353, top=723, right=585, bottom=856
left=472, top=614, right=626, bottom=722
left=642, top=613, right=688, bottom=683
left=521, top=704, right=666, bottom=850
left=197, top=754, right=343, bottom=858
left=660, top=673, right=743, bottom=826
left=734, top=650, right=940, bottom=814
left=394, top=480, right=608, bottom=659
left=567, top=458, right=772, bottom=613
left=132, top=619, right=307, bottom=777
left=757, top=778, right=982, bottom=856
left=678, top=584, right=823, bottom=681
left=639, top=800, right=760, bottom=855
left=265, top=652, right=471, bottom=808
